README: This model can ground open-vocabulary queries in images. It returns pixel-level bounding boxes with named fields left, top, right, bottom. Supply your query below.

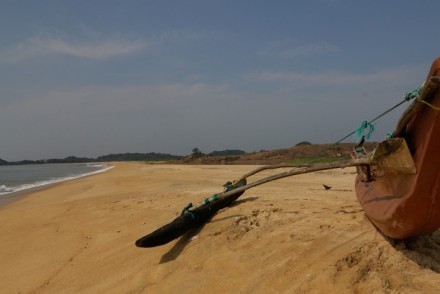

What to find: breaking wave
left=0, top=165, right=114, bottom=196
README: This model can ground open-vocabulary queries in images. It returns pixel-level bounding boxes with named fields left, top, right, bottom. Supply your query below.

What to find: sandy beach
left=1, top=162, right=440, bottom=293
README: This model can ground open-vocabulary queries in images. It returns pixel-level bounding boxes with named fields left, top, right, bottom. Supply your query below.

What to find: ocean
left=0, top=163, right=112, bottom=198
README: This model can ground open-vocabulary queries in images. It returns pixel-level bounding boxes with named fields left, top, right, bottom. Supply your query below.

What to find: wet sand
left=1, top=162, right=440, bottom=293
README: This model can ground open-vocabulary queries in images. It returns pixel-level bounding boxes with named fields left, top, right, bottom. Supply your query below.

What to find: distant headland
left=0, top=143, right=377, bottom=166
left=0, top=149, right=247, bottom=166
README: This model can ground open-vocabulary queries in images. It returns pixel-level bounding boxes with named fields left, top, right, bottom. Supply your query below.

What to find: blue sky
left=0, top=0, right=439, bottom=160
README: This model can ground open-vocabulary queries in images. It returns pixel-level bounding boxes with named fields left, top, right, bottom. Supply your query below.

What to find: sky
left=0, top=0, right=439, bottom=161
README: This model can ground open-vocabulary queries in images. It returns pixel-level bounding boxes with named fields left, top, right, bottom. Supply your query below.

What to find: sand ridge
left=1, top=162, right=439, bottom=293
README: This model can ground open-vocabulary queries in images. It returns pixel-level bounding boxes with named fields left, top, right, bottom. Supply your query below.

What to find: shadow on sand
left=230, top=196, right=259, bottom=207
left=159, top=224, right=206, bottom=264
left=390, top=231, right=440, bottom=273
left=159, top=196, right=259, bottom=263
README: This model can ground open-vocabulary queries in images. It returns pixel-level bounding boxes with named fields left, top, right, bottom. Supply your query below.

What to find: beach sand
left=1, top=162, right=440, bottom=293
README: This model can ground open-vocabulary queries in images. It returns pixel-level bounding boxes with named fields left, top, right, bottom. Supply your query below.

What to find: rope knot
left=355, top=120, right=375, bottom=140
left=405, top=87, right=421, bottom=101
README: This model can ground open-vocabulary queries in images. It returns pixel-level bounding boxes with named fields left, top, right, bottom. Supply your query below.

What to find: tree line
left=0, top=149, right=247, bottom=165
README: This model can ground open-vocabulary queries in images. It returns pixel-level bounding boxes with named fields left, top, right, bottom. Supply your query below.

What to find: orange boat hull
left=355, top=58, right=440, bottom=239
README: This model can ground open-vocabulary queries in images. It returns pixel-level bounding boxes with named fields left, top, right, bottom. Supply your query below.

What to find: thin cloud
left=0, top=29, right=214, bottom=63
left=279, top=43, right=340, bottom=58
left=1, top=36, right=146, bottom=62
left=259, top=39, right=341, bottom=58
left=247, top=66, right=426, bottom=87
left=155, top=28, right=213, bottom=44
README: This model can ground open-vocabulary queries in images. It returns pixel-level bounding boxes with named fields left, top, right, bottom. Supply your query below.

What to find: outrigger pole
left=135, top=138, right=415, bottom=247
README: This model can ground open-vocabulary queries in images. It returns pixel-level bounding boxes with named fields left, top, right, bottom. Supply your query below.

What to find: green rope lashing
left=405, top=87, right=421, bottom=101
left=407, top=85, right=440, bottom=111
left=182, top=203, right=196, bottom=219
left=303, top=85, right=423, bottom=166
left=355, top=120, right=375, bottom=140
left=333, top=86, right=421, bottom=145
left=204, top=194, right=219, bottom=204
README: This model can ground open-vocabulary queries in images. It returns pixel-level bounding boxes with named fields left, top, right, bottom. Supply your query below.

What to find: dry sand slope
left=1, top=162, right=440, bottom=293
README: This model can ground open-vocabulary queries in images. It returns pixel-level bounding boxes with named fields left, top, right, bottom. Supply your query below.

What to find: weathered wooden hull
left=355, top=58, right=440, bottom=239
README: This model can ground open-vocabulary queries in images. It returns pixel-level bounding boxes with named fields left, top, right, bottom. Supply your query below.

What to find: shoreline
left=0, top=182, right=61, bottom=206
left=0, top=163, right=114, bottom=206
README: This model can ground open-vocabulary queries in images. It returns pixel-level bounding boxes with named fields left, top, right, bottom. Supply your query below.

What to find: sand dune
left=1, top=162, right=439, bottom=293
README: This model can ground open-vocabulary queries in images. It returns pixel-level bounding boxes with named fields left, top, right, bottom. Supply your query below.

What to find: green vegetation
left=287, top=156, right=349, bottom=165
left=295, top=141, right=312, bottom=146
left=96, top=153, right=182, bottom=162
left=1, top=153, right=183, bottom=165
left=190, top=147, right=204, bottom=159
left=1, top=148, right=247, bottom=165
left=208, top=149, right=246, bottom=156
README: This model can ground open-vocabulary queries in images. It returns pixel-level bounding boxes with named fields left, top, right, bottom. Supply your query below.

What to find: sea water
left=0, top=163, right=113, bottom=197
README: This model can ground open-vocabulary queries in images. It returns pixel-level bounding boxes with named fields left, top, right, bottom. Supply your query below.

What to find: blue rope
left=355, top=121, right=375, bottom=140
left=333, top=87, right=420, bottom=145
left=405, top=87, right=421, bottom=100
